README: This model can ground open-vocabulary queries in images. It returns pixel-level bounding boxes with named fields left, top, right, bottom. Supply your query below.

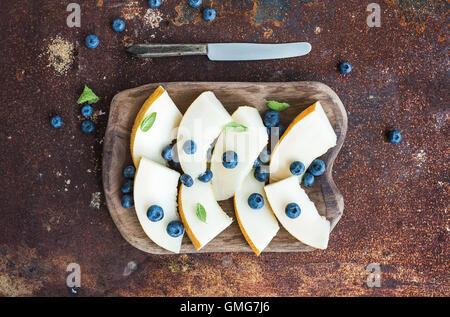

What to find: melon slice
left=269, top=101, right=336, bottom=183
left=211, top=106, right=268, bottom=201
left=178, top=180, right=233, bottom=250
left=234, top=170, right=279, bottom=255
left=176, top=92, right=232, bottom=177
left=264, top=176, right=330, bottom=249
left=130, top=86, right=182, bottom=167
left=133, top=157, right=183, bottom=253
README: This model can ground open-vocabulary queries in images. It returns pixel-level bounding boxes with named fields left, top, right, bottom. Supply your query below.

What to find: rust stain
left=172, top=2, right=202, bottom=26
left=0, top=245, right=43, bottom=296
left=250, top=0, right=290, bottom=27
left=385, top=0, right=449, bottom=33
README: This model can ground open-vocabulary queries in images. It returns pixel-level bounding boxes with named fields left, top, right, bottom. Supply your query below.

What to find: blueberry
left=248, top=193, right=264, bottom=210
left=266, top=127, right=271, bottom=137
left=285, top=203, right=301, bottom=219
left=254, top=166, right=269, bottom=182
left=149, top=0, right=161, bottom=8
left=112, top=18, right=125, bottom=32
left=263, top=110, right=280, bottom=128
left=309, top=159, right=326, bottom=176
left=85, top=35, right=99, bottom=49
left=123, top=165, right=136, bottom=179
left=222, top=151, right=238, bottom=169
left=161, top=145, right=173, bottom=161
left=198, top=169, right=213, bottom=183
left=203, top=8, right=216, bottom=21
left=303, top=172, right=314, bottom=187
left=278, top=124, right=286, bottom=136
left=290, top=161, right=305, bottom=176
left=183, top=140, right=197, bottom=155
left=253, top=158, right=261, bottom=169
left=121, top=179, right=133, bottom=194
left=189, top=0, right=202, bottom=8
left=167, top=221, right=184, bottom=237
left=81, top=119, right=95, bottom=134
left=339, top=62, right=352, bottom=75
left=388, top=130, right=402, bottom=144
left=180, top=174, right=194, bottom=187
left=50, top=116, right=63, bottom=129
left=81, top=104, right=93, bottom=117
left=147, top=205, right=164, bottom=222
left=121, top=194, right=134, bottom=209
left=259, top=149, right=271, bottom=164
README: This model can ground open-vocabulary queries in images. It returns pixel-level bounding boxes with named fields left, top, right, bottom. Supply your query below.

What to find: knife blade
left=126, top=42, right=312, bottom=61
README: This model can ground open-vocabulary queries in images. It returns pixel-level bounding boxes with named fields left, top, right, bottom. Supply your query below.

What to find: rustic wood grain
left=102, top=82, right=347, bottom=254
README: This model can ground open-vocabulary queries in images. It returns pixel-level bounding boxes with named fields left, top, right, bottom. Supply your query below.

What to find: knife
left=126, top=42, right=312, bottom=61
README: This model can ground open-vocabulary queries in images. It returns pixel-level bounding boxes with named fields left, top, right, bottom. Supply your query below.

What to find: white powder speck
left=144, top=9, right=163, bottom=29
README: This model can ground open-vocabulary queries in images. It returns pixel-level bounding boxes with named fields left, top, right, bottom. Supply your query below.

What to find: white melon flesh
left=269, top=101, right=337, bottom=183
left=211, top=106, right=268, bottom=201
left=131, top=86, right=182, bottom=167
left=234, top=170, right=279, bottom=255
left=264, top=176, right=330, bottom=249
left=177, top=92, right=232, bottom=177
left=133, top=157, right=183, bottom=253
left=178, top=180, right=233, bottom=250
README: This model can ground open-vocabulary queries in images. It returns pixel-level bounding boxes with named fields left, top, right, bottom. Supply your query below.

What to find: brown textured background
left=0, top=0, right=448, bottom=297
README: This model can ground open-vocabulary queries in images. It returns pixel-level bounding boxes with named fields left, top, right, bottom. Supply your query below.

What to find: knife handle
left=126, top=44, right=207, bottom=58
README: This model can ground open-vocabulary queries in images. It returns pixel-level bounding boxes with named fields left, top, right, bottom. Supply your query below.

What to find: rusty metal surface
left=0, top=0, right=448, bottom=297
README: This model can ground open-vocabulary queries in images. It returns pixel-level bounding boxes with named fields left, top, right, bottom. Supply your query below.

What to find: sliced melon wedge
left=211, top=106, right=268, bottom=201
left=178, top=179, right=233, bottom=250
left=177, top=92, right=232, bottom=177
left=234, top=170, right=279, bottom=255
left=264, top=176, right=330, bottom=249
left=133, top=157, right=183, bottom=253
left=130, top=86, right=182, bottom=167
left=269, top=101, right=336, bottom=183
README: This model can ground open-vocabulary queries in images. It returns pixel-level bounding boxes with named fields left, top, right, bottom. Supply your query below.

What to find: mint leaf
left=196, top=203, right=207, bottom=223
left=140, top=112, right=157, bottom=132
left=77, top=85, right=100, bottom=104
left=267, top=100, right=290, bottom=111
left=225, top=122, right=248, bottom=132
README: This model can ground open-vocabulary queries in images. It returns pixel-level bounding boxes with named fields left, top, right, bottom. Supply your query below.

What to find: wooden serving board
left=102, top=82, right=347, bottom=254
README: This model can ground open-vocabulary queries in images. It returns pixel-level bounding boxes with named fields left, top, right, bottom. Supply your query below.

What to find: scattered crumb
left=56, top=171, right=62, bottom=178
left=90, top=192, right=102, bottom=209
left=314, top=26, right=322, bottom=34
left=263, top=28, right=273, bottom=39
left=122, top=1, right=142, bottom=20
left=122, top=35, right=134, bottom=48
left=414, top=150, right=427, bottom=167
left=86, top=169, right=92, bottom=173
left=144, top=9, right=163, bottom=29
left=65, top=179, right=71, bottom=185
left=91, top=110, right=106, bottom=122
left=43, top=36, right=74, bottom=75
